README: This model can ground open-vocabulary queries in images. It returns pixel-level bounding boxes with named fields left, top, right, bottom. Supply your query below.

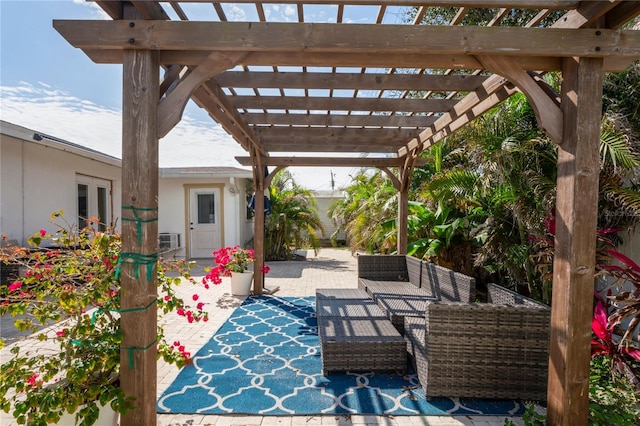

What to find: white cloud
left=0, top=82, right=356, bottom=190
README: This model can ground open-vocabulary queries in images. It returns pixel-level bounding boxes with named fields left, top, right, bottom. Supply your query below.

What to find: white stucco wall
left=0, top=123, right=122, bottom=246
left=314, top=190, right=345, bottom=243
left=158, top=175, right=253, bottom=259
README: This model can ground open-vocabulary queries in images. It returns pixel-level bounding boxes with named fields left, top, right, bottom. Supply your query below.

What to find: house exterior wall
left=314, top=190, right=345, bottom=244
left=158, top=176, right=254, bottom=259
left=0, top=124, right=122, bottom=246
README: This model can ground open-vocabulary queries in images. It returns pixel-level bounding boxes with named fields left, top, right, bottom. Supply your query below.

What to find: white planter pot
left=57, top=402, right=119, bottom=426
left=230, top=271, right=253, bottom=295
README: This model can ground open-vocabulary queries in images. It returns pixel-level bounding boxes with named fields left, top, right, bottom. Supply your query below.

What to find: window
left=197, top=193, right=215, bottom=224
left=76, top=175, right=112, bottom=231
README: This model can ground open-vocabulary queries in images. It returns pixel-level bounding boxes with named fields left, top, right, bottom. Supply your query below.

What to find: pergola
left=54, top=1, right=640, bottom=425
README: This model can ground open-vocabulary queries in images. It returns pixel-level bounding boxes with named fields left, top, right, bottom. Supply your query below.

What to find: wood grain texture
left=547, top=56, right=604, bottom=426
left=53, top=21, right=640, bottom=58
left=120, top=48, right=160, bottom=426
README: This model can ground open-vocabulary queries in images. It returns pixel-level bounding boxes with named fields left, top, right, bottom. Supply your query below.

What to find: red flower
left=192, top=294, right=199, bottom=301
left=261, top=264, right=271, bottom=274
left=39, top=229, right=46, bottom=237
left=56, top=329, right=67, bottom=337
left=8, top=281, right=22, bottom=292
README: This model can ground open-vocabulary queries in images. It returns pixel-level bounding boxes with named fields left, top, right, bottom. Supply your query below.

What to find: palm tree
left=327, top=170, right=397, bottom=254
left=263, top=170, right=325, bottom=261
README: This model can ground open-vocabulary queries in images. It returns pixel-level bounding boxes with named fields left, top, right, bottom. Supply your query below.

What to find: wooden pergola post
left=252, top=153, right=266, bottom=295
left=547, top=56, right=604, bottom=426
left=119, top=18, right=160, bottom=426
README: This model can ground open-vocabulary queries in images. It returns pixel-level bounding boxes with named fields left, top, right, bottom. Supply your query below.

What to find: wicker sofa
left=357, top=255, right=476, bottom=333
left=404, top=283, right=551, bottom=400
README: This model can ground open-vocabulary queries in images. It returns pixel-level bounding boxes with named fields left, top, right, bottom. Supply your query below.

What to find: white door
left=189, top=187, right=221, bottom=258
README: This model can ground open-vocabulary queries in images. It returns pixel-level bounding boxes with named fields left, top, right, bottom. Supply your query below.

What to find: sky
left=0, top=0, right=385, bottom=191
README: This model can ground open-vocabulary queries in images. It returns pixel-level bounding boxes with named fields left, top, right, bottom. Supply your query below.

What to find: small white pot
left=230, top=271, right=253, bottom=295
left=57, top=402, right=119, bottom=426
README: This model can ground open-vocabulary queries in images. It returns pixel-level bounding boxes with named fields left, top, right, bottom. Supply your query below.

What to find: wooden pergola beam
left=54, top=21, right=640, bottom=58
left=229, top=96, right=458, bottom=113
left=253, top=127, right=422, bottom=142
left=159, top=0, right=580, bottom=8
left=78, top=49, right=637, bottom=73
left=215, top=71, right=489, bottom=91
left=235, top=156, right=428, bottom=168
left=242, top=112, right=437, bottom=128
left=263, top=143, right=401, bottom=153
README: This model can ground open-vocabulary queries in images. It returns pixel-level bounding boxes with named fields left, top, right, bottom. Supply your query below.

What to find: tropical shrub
left=0, top=212, right=210, bottom=425
left=264, top=170, right=325, bottom=260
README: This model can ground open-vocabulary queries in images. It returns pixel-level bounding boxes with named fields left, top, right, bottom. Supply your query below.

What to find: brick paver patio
left=1, top=248, right=536, bottom=425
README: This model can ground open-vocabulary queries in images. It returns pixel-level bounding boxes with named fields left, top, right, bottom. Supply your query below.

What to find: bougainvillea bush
left=0, top=212, right=210, bottom=425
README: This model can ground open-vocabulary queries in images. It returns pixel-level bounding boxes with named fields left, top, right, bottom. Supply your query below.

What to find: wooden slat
left=94, top=0, right=123, bottom=19
left=254, top=126, right=421, bottom=142
left=242, top=112, right=437, bottom=128
left=158, top=0, right=579, bottom=8
left=214, top=71, right=488, bottom=91
left=80, top=48, right=637, bottom=72
left=54, top=21, right=640, bottom=58
left=229, top=96, right=458, bottom=112
left=400, top=73, right=512, bottom=155
left=191, top=86, right=259, bottom=154
left=263, top=141, right=401, bottom=153
left=235, top=156, right=415, bottom=167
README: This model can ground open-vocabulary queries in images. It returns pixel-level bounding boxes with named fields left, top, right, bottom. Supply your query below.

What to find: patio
left=0, top=248, right=536, bottom=425
left=155, top=248, right=535, bottom=425
left=48, top=2, right=640, bottom=423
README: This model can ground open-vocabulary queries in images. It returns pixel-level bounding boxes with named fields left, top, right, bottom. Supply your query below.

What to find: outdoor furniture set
left=316, top=255, right=551, bottom=401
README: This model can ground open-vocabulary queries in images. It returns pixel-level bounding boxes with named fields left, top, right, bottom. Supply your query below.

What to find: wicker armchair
left=405, top=285, right=550, bottom=400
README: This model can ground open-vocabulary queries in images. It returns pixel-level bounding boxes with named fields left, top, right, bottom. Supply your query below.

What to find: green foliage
left=0, top=212, right=209, bottom=425
left=589, top=355, right=640, bottom=425
left=264, top=170, right=325, bottom=260
left=327, top=170, right=398, bottom=254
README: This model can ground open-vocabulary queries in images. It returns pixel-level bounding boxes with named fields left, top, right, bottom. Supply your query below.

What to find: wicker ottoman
left=315, top=288, right=370, bottom=300
left=315, top=293, right=407, bottom=375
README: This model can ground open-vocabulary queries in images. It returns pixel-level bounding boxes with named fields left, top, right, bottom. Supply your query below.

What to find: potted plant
left=204, top=246, right=269, bottom=295
left=0, top=212, right=210, bottom=425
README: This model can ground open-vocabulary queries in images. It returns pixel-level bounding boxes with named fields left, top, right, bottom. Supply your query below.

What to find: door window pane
left=197, top=193, right=215, bottom=224
left=77, top=183, right=88, bottom=230
left=97, top=187, right=107, bottom=232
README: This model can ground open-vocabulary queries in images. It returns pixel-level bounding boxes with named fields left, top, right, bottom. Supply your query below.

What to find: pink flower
left=27, top=373, right=40, bottom=388
left=8, top=281, right=22, bottom=292
left=39, top=229, right=46, bottom=237
left=173, top=341, right=180, bottom=347
left=176, top=308, right=185, bottom=316
left=164, top=295, right=171, bottom=301
left=56, top=329, right=67, bottom=337
left=197, top=302, right=204, bottom=310
left=261, top=264, right=271, bottom=274
left=192, top=294, right=199, bottom=301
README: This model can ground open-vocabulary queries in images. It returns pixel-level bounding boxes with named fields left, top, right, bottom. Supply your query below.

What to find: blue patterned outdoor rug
left=157, top=296, right=526, bottom=416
